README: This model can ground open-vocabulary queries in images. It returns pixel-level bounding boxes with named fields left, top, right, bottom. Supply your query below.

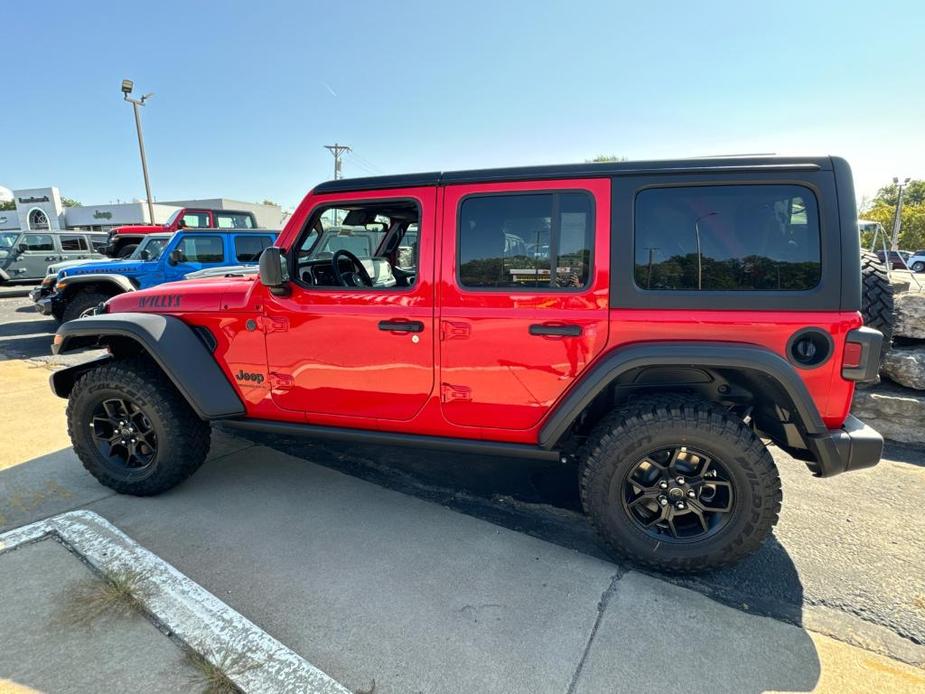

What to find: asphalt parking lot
left=1, top=289, right=924, bottom=690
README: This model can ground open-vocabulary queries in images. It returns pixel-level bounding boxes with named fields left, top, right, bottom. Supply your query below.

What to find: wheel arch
left=539, top=341, right=828, bottom=454
left=51, top=313, right=244, bottom=420
left=60, top=274, right=137, bottom=301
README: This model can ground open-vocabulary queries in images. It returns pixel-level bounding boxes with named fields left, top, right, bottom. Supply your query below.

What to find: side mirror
left=259, top=247, right=289, bottom=295
left=139, top=249, right=150, bottom=260
left=167, top=249, right=182, bottom=266
left=17, top=243, right=27, bottom=254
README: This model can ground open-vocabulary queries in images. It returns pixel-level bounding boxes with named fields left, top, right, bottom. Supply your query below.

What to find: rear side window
left=634, top=185, right=820, bottom=291
left=458, top=192, right=593, bottom=289
left=60, top=235, right=89, bottom=251
left=182, top=211, right=211, bottom=228
left=215, top=212, right=255, bottom=229
left=234, top=235, right=273, bottom=261
left=175, top=235, right=224, bottom=263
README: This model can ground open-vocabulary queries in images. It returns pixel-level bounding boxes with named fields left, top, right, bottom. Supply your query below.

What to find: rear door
left=439, top=178, right=611, bottom=431
left=59, top=234, right=92, bottom=261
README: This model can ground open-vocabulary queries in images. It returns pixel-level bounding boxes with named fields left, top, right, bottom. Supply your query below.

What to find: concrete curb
left=0, top=510, right=349, bottom=694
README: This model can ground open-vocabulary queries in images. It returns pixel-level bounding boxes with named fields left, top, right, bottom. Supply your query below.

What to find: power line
left=323, top=143, right=351, bottom=180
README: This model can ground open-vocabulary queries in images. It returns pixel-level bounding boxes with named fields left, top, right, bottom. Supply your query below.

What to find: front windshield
left=164, top=209, right=183, bottom=227
left=133, top=236, right=170, bottom=261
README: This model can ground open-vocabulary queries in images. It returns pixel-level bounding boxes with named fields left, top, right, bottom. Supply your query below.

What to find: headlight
left=41, top=276, right=55, bottom=287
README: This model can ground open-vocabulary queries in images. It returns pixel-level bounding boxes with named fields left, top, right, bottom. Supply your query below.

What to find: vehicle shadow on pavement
left=0, top=438, right=822, bottom=693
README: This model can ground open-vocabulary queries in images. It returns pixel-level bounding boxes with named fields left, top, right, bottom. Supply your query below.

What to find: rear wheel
left=61, top=290, right=111, bottom=322
left=67, top=357, right=211, bottom=495
left=912, top=261, right=924, bottom=273
left=579, top=396, right=781, bottom=573
left=860, top=250, right=894, bottom=362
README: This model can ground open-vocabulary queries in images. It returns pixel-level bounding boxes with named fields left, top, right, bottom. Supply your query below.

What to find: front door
left=439, top=179, right=611, bottom=431
left=264, top=188, right=436, bottom=423
left=7, top=233, right=57, bottom=280
left=152, top=234, right=228, bottom=287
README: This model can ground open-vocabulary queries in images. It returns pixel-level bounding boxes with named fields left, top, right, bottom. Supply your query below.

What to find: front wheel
left=67, top=357, right=211, bottom=495
left=61, top=290, right=111, bottom=322
left=912, top=261, right=925, bottom=273
left=579, top=396, right=781, bottom=573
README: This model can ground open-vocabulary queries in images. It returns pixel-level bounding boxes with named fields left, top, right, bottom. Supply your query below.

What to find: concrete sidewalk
left=1, top=357, right=924, bottom=692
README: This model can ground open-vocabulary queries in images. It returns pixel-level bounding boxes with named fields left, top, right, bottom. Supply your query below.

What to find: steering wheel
left=331, top=249, right=373, bottom=287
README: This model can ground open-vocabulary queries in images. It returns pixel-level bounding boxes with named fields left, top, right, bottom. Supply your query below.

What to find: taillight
left=841, top=327, right=883, bottom=382
left=842, top=342, right=863, bottom=369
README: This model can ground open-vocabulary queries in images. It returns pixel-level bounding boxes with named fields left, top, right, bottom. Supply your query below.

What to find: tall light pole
left=890, top=176, right=911, bottom=252
left=121, top=80, right=156, bottom=225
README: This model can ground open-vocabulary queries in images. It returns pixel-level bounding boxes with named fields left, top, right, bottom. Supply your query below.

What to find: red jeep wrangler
left=51, top=156, right=883, bottom=572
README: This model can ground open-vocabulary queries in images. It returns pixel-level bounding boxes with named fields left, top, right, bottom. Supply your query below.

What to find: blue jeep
left=38, top=229, right=277, bottom=322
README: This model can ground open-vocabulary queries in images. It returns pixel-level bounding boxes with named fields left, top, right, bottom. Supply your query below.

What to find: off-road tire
left=860, top=251, right=894, bottom=361
left=579, top=395, right=781, bottom=573
left=61, top=290, right=111, bottom=323
left=116, top=243, right=138, bottom=258
left=67, top=356, right=211, bottom=495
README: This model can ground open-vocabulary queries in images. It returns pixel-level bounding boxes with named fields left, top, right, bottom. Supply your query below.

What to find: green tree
left=860, top=203, right=925, bottom=252
left=0, top=200, right=14, bottom=211
left=61, top=197, right=82, bottom=207
left=871, top=180, right=925, bottom=207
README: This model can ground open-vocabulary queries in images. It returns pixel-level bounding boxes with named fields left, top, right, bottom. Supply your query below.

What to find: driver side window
left=293, top=201, right=420, bottom=290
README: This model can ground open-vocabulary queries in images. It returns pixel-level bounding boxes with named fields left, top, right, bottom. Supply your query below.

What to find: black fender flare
left=51, top=313, right=245, bottom=420
left=538, top=341, right=828, bottom=449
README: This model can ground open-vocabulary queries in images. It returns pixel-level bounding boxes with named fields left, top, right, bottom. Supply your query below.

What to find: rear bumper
left=805, top=414, right=883, bottom=477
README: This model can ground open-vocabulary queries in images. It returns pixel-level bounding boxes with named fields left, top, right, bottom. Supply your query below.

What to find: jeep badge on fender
left=49, top=155, right=884, bottom=574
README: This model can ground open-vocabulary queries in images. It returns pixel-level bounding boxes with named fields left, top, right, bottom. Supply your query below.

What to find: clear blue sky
left=2, top=0, right=923, bottom=209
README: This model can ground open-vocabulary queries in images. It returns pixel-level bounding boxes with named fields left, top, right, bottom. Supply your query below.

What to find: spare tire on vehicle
left=860, top=250, right=894, bottom=362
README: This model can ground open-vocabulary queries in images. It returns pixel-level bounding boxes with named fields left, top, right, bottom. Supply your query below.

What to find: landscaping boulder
left=852, top=383, right=925, bottom=445
left=882, top=345, right=925, bottom=390
left=893, top=292, right=925, bottom=340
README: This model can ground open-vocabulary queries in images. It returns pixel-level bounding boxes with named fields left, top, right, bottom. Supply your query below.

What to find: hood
left=47, top=257, right=110, bottom=275
left=106, top=275, right=258, bottom=314
left=112, top=224, right=164, bottom=235
left=58, top=260, right=149, bottom=278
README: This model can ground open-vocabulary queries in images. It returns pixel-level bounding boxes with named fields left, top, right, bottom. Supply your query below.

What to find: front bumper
left=29, top=286, right=44, bottom=303
left=36, top=296, right=56, bottom=316
left=805, top=414, right=883, bottom=477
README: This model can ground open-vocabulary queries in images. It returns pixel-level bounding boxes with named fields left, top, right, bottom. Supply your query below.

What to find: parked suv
left=105, top=207, right=262, bottom=258
left=0, top=230, right=108, bottom=283
left=50, top=156, right=883, bottom=573
left=39, top=229, right=276, bottom=321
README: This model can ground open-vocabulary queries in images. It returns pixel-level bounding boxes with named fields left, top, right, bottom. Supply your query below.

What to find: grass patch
left=59, top=567, right=149, bottom=628
left=184, top=649, right=260, bottom=694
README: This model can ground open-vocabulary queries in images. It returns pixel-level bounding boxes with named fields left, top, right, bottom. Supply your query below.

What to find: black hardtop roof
left=312, top=155, right=836, bottom=194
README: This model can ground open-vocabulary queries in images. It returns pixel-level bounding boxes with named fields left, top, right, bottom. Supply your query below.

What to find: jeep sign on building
left=0, top=186, right=287, bottom=232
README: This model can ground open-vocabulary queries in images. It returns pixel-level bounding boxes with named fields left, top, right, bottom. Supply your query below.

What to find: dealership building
left=0, top=186, right=288, bottom=233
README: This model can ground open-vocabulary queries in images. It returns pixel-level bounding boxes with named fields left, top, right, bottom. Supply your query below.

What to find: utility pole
left=324, top=143, right=351, bottom=180
left=121, top=80, right=156, bottom=225
left=890, top=176, right=911, bottom=251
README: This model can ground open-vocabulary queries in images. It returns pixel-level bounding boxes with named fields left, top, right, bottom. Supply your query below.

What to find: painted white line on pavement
left=0, top=510, right=349, bottom=694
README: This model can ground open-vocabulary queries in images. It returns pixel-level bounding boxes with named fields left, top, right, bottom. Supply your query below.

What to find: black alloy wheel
left=90, top=397, right=158, bottom=478
left=622, top=445, right=734, bottom=543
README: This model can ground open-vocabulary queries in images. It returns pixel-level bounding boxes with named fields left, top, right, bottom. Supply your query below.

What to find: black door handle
left=378, top=320, right=424, bottom=333
left=529, top=324, right=582, bottom=337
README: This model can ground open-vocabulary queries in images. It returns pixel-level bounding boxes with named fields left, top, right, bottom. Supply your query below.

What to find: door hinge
left=269, top=372, right=294, bottom=391
left=257, top=316, right=289, bottom=333
left=440, top=382, right=472, bottom=403
left=440, top=320, right=470, bottom=341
